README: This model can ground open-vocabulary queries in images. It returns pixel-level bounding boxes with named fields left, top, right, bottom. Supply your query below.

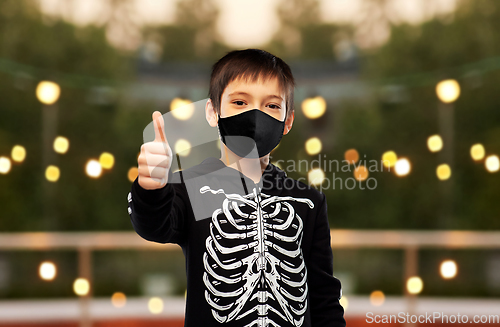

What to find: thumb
left=152, top=111, right=167, bottom=143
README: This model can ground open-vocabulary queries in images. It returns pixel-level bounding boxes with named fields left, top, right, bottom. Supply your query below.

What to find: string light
left=111, top=292, right=127, bottom=308
left=148, top=297, right=164, bottom=314
left=470, top=144, right=485, bottom=161
left=440, top=260, right=458, bottom=279
left=395, top=158, right=411, bottom=176
left=406, top=276, right=423, bottom=294
left=127, top=167, right=138, bottom=182
left=427, top=135, right=443, bottom=152
left=308, top=168, right=325, bottom=186
left=370, top=290, right=385, bottom=306
left=73, top=278, right=90, bottom=296
left=436, top=164, right=452, bottom=180
left=354, top=165, right=368, bottom=181
left=174, top=139, right=191, bottom=157
left=170, top=98, right=194, bottom=120
left=382, top=151, right=397, bottom=168
left=11, top=145, right=26, bottom=162
left=0, top=157, right=12, bottom=174
left=485, top=155, right=499, bottom=172
left=436, top=79, right=460, bottom=103
left=53, top=136, right=69, bottom=154
left=344, top=149, right=359, bottom=164
left=45, top=165, right=60, bottom=182
left=36, top=81, right=61, bottom=105
left=99, top=152, right=115, bottom=169
left=301, top=96, right=326, bottom=119
left=305, top=137, right=322, bottom=155
left=86, top=160, right=102, bottom=178
left=39, top=261, right=57, bottom=281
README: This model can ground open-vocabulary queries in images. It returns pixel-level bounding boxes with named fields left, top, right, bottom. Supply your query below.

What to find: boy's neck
left=219, top=145, right=270, bottom=184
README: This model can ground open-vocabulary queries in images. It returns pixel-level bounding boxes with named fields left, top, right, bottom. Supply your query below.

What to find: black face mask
left=217, top=109, right=285, bottom=158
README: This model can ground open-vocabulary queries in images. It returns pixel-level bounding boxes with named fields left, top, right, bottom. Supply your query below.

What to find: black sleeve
left=308, top=193, right=346, bottom=327
left=127, top=171, right=189, bottom=245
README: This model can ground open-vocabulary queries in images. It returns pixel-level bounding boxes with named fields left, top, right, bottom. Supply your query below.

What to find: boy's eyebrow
left=228, top=91, right=283, bottom=101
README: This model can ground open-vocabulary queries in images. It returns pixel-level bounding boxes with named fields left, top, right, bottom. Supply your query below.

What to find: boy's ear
left=283, top=111, right=294, bottom=135
left=205, top=98, right=218, bottom=127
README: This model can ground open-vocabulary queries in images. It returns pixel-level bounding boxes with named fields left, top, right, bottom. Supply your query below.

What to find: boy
left=127, top=49, right=345, bottom=327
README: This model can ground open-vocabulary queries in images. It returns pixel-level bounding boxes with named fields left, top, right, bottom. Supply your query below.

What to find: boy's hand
left=138, top=111, right=173, bottom=190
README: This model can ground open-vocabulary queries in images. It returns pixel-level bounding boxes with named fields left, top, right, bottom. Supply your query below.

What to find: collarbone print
left=200, top=185, right=315, bottom=327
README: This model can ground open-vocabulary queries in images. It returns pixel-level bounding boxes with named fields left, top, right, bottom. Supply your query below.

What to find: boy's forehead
left=223, top=76, right=285, bottom=98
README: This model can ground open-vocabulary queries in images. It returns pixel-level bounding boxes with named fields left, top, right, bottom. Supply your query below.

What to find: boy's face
left=206, top=76, right=294, bottom=136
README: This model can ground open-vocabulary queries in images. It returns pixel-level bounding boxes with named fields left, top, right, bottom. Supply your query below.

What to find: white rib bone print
left=200, top=186, right=314, bottom=327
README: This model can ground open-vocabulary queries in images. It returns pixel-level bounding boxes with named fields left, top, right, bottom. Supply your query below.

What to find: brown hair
left=208, top=49, right=294, bottom=118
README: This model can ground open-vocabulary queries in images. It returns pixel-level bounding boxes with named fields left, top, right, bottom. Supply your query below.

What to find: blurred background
left=0, top=0, right=499, bottom=326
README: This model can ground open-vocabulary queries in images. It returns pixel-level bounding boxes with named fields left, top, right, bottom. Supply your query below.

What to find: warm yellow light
left=395, top=158, right=411, bottom=176
left=73, top=278, right=90, bottom=296
left=406, top=276, right=423, bottom=294
left=45, top=165, right=60, bottom=182
left=85, top=160, right=102, bottom=178
left=301, top=96, right=326, bottom=119
left=39, top=261, right=56, bottom=281
left=440, top=260, right=457, bottom=279
left=485, top=155, right=499, bottom=173
left=470, top=144, right=485, bottom=161
left=427, top=135, right=443, bottom=152
left=111, top=292, right=127, bottom=308
left=344, top=149, right=359, bottom=164
left=99, top=152, right=115, bottom=169
left=436, top=79, right=460, bottom=103
left=174, top=139, right=191, bottom=156
left=370, top=290, right=385, bottom=306
left=339, top=295, right=348, bottom=311
left=53, top=136, right=69, bottom=154
left=170, top=98, right=195, bottom=120
left=0, top=156, right=12, bottom=174
left=308, top=168, right=325, bottom=186
left=127, top=167, right=138, bottom=182
left=148, top=297, right=164, bottom=314
left=436, top=164, right=452, bottom=180
left=354, top=165, right=368, bottom=181
left=382, top=151, right=397, bottom=168
left=305, top=137, right=322, bottom=155
left=36, top=81, right=61, bottom=105
left=11, top=145, right=26, bottom=162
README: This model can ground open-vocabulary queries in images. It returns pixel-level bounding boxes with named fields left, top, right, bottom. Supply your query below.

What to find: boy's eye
left=233, top=100, right=246, bottom=106
left=268, top=104, right=281, bottom=109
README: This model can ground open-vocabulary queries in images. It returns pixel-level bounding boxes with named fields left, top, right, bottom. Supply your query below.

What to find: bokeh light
left=395, top=158, right=411, bottom=176
left=148, top=297, right=164, bottom=314
left=308, top=168, right=325, bottom=186
left=485, top=155, right=499, bottom=173
left=36, top=81, right=61, bottom=105
left=440, top=260, right=458, bottom=279
left=45, top=165, right=60, bottom=182
left=39, top=261, right=56, bottom=281
left=53, top=136, right=69, bottom=154
left=382, top=151, right=397, bottom=168
left=305, top=137, right=322, bottom=155
left=427, top=135, right=443, bottom=152
left=170, top=98, right=195, bottom=120
left=73, top=278, right=90, bottom=296
left=406, top=276, right=423, bottom=294
left=85, top=159, right=102, bottom=178
left=174, top=139, right=191, bottom=156
left=301, top=96, right=326, bottom=119
left=369, top=290, right=385, bottom=306
left=99, top=152, right=115, bottom=169
left=11, top=145, right=26, bottom=162
left=470, top=144, right=485, bottom=161
left=111, top=292, right=127, bottom=308
left=436, top=164, right=452, bottom=180
left=436, top=79, right=460, bottom=103
left=344, top=149, right=359, bottom=164
left=0, top=156, right=12, bottom=174
left=128, top=167, right=138, bottom=182
left=354, top=165, right=368, bottom=181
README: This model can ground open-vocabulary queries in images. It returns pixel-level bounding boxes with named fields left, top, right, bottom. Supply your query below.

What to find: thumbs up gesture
left=138, top=111, right=173, bottom=190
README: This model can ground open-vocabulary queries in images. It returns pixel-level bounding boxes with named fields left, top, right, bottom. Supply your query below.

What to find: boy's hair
left=208, top=49, right=294, bottom=118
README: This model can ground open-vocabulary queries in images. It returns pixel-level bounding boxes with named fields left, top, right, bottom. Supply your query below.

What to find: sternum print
left=200, top=186, right=315, bottom=327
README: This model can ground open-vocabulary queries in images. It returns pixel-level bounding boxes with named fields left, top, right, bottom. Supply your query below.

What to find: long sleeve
left=127, top=172, right=189, bottom=245
left=307, top=193, right=346, bottom=327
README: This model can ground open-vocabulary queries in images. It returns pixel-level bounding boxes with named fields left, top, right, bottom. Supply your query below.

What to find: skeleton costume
left=128, top=157, right=345, bottom=327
